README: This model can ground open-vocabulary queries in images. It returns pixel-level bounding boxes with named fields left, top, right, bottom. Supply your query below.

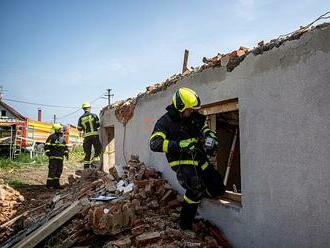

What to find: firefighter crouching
left=45, top=123, right=69, bottom=189
left=149, top=87, right=226, bottom=231
left=77, top=102, right=102, bottom=169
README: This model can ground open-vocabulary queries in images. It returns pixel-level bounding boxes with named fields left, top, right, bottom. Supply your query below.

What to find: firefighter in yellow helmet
left=150, top=87, right=225, bottom=230
left=45, top=123, right=69, bottom=189
left=77, top=102, right=102, bottom=169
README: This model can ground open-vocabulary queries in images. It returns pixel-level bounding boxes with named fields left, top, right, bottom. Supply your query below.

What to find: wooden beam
left=13, top=199, right=87, bottom=248
left=182, top=49, right=189, bottom=73
left=201, top=100, right=238, bottom=115
left=223, top=191, right=241, bottom=203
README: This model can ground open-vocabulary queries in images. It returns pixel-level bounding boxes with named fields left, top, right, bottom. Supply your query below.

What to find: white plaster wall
left=101, top=27, right=330, bottom=248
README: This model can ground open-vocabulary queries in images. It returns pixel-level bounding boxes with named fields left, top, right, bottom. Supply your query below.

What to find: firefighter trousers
left=47, top=158, right=63, bottom=188
left=176, top=163, right=225, bottom=230
left=83, top=135, right=102, bottom=168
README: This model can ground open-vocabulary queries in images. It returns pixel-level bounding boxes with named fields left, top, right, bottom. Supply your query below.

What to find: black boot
left=179, top=201, right=198, bottom=230
left=46, top=179, right=55, bottom=189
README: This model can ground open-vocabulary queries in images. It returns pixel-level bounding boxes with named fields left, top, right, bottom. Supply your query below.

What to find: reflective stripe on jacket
left=149, top=104, right=215, bottom=170
left=77, top=112, right=100, bottom=138
left=45, top=133, right=68, bottom=158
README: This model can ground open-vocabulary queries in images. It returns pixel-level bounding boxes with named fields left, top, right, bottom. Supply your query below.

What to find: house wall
left=101, top=27, right=330, bottom=248
left=0, top=105, right=18, bottom=119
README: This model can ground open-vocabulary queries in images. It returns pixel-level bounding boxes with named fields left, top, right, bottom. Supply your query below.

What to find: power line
left=3, top=98, right=78, bottom=109
left=278, top=11, right=330, bottom=39
left=57, top=93, right=105, bottom=120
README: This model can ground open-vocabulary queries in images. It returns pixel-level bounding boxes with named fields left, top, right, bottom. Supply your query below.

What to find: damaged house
left=100, top=24, right=330, bottom=247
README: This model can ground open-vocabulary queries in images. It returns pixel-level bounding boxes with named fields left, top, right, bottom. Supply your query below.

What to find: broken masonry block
left=135, top=231, right=161, bottom=247
left=131, top=224, right=145, bottom=236
left=167, top=199, right=181, bottom=208
left=160, top=190, right=176, bottom=205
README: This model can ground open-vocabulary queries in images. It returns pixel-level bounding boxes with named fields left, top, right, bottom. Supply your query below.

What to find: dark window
left=201, top=99, right=241, bottom=204
left=1, top=110, right=6, bottom=117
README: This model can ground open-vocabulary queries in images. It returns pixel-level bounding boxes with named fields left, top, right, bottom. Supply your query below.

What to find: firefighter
left=77, top=102, right=102, bottom=169
left=45, top=123, right=69, bottom=189
left=149, top=87, right=226, bottom=231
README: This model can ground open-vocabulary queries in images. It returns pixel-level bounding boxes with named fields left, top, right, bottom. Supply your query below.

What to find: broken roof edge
left=101, top=22, right=330, bottom=123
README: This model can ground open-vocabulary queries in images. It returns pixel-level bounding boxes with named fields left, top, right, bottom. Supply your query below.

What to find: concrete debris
left=201, top=46, right=249, bottom=72
left=0, top=168, right=113, bottom=246
left=2, top=154, right=231, bottom=247
left=135, top=231, right=161, bottom=246
left=100, top=155, right=231, bottom=247
left=104, top=237, right=132, bottom=248
left=88, top=200, right=135, bottom=235
left=116, top=180, right=134, bottom=193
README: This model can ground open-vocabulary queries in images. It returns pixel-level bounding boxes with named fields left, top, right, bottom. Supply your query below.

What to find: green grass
left=0, top=157, right=14, bottom=169
left=6, top=178, right=25, bottom=187
left=69, top=145, right=85, bottom=162
left=0, top=145, right=84, bottom=170
left=0, top=152, right=48, bottom=170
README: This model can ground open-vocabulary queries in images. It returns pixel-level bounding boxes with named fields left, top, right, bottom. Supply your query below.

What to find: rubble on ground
left=0, top=181, right=25, bottom=225
left=1, top=155, right=231, bottom=247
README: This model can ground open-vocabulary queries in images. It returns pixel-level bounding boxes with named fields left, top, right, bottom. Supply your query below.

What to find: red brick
left=167, top=199, right=181, bottom=208
left=135, top=231, right=161, bottom=247
left=131, top=224, right=145, bottom=236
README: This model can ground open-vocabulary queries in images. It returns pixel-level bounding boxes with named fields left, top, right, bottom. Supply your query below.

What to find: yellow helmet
left=52, top=123, right=63, bottom=131
left=81, top=102, right=91, bottom=109
left=172, top=87, right=201, bottom=112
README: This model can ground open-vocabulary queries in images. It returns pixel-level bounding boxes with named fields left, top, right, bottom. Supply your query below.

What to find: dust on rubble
left=1, top=155, right=231, bottom=248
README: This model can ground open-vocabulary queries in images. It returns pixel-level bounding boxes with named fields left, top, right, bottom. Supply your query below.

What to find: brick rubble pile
left=0, top=180, right=24, bottom=225
left=1, top=156, right=230, bottom=247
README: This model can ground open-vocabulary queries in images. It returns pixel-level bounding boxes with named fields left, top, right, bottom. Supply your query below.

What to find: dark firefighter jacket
left=77, top=111, right=100, bottom=137
left=45, top=133, right=68, bottom=160
left=149, top=104, right=216, bottom=171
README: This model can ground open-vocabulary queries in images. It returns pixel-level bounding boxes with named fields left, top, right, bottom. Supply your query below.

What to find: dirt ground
left=0, top=159, right=82, bottom=218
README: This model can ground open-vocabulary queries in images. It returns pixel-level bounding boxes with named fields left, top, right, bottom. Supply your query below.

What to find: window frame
left=200, top=98, right=242, bottom=205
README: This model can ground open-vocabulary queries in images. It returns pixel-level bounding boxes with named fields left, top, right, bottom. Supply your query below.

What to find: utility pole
left=106, top=89, right=114, bottom=106
left=0, top=86, right=6, bottom=100
left=53, top=114, right=56, bottom=123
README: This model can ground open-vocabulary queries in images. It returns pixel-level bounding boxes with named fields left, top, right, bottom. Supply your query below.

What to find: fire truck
left=0, top=119, right=81, bottom=158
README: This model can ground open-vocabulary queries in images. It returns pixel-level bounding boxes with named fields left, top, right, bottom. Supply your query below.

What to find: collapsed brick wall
left=114, top=99, right=137, bottom=125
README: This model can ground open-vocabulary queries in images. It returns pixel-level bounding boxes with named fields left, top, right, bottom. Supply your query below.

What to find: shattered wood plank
left=0, top=204, right=46, bottom=229
left=12, top=199, right=87, bottom=248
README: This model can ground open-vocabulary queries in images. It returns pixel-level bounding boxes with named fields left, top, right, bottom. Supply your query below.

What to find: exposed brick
left=131, top=224, right=145, bottom=236
left=167, top=199, right=181, bottom=208
left=148, top=199, right=159, bottom=209
left=204, top=235, right=219, bottom=248
left=160, top=190, right=176, bottom=205
left=135, top=231, right=161, bottom=247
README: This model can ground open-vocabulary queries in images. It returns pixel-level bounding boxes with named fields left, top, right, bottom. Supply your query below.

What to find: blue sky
left=0, top=0, right=329, bottom=124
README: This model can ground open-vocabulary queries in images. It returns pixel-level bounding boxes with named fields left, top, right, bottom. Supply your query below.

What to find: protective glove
left=65, top=153, right=69, bottom=160
left=178, top=138, right=198, bottom=153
